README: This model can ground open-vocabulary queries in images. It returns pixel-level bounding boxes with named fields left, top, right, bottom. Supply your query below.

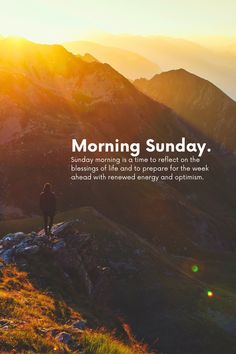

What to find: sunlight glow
left=0, top=0, right=235, bottom=44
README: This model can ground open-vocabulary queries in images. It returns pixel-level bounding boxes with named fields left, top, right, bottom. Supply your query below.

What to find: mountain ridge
left=86, top=33, right=236, bottom=99
left=134, top=68, right=236, bottom=152
left=63, top=40, right=161, bottom=80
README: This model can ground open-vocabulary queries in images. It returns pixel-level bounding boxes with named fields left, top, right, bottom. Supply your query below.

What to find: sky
left=0, top=0, right=236, bottom=43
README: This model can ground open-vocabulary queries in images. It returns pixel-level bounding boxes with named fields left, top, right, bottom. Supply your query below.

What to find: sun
left=0, top=0, right=67, bottom=44
left=1, top=29, right=62, bottom=45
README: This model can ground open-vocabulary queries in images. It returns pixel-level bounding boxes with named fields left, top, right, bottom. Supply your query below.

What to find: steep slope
left=0, top=267, right=148, bottom=353
left=134, top=69, right=236, bottom=152
left=86, top=33, right=236, bottom=99
left=0, top=37, right=186, bottom=212
left=63, top=40, right=161, bottom=80
left=0, top=37, right=235, bottom=256
left=0, top=208, right=235, bottom=354
left=0, top=37, right=170, bottom=143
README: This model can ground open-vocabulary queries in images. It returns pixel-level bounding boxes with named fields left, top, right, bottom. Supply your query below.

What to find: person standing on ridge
left=40, top=182, right=56, bottom=236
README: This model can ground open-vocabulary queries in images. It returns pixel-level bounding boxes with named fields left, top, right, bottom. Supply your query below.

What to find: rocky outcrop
left=1, top=209, right=235, bottom=354
left=0, top=219, right=139, bottom=305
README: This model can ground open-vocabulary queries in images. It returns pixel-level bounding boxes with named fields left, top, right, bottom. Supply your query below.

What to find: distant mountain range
left=64, top=40, right=161, bottom=80
left=84, top=33, right=236, bottom=99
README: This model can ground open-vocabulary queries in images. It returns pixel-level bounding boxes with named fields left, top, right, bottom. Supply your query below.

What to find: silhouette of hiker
left=40, top=183, right=56, bottom=236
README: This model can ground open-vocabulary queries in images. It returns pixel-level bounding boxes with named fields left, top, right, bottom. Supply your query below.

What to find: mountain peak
left=136, top=68, right=234, bottom=103
left=0, top=36, right=76, bottom=58
left=151, top=68, right=209, bottom=82
left=134, top=68, right=236, bottom=151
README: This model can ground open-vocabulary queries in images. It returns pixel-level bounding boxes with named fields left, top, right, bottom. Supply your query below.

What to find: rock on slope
left=0, top=268, right=148, bottom=354
left=0, top=207, right=235, bottom=354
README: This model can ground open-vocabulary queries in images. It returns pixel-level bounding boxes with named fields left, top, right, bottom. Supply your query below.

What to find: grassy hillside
left=0, top=266, right=151, bottom=353
left=0, top=207, right=235, bottom=353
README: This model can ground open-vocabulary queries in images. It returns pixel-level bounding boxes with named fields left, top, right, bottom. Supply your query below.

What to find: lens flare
left=207, top=290, right=214, bottom=298
left=191, top=264, right=199, bottom=273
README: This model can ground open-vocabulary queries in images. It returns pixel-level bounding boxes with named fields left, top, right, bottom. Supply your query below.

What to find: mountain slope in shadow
left=134, top=69, right=236, bottom=152
left=1, top=207, right=235, bottom=354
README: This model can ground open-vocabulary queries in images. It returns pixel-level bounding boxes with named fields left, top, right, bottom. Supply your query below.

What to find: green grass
left=0, top=266, right=71, bottom=353
left=79, top=330, right=150, bottom=354
left=0, top=266, right=151, bottom=354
